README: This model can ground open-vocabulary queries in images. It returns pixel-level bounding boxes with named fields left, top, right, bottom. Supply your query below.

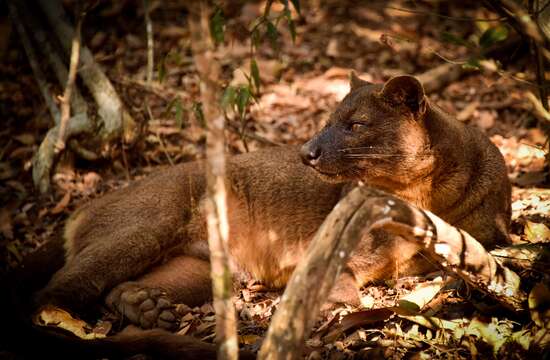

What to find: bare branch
left=188, top=2, right=239, bottom=359
left=143, top=0, right=154, bottom=84
left=56, top=13, right=83, bottom=153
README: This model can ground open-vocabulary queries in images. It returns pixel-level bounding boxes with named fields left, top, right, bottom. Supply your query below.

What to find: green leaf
left=462, top=57, right=480, bottom=70
left=174, top=98, right=184, bottom=128
left=266, top=20, right=279, bottom=51
left=250, top=59, right=261, bottom=93
left=221, top=86, right=236, bottom=112
left=251, top=28, right=261, bottom=51
left=166, top=50, right=182, bottom=65
left=441, top=32, right=470, bottom=47
left=192, top=102, right=206, bottom=128
left=162, top=97, right=178, bottom=118
left=157, top=57, right=166, bottom=83
left=236, top=86, right=251, bottom=118
left=290, top=0, right=301, bottom=15
left=284, top=8, right=296, bottom=42
left=479, top=25, right=508, bottom=48
left=210, top=7, right=225, bottom=45
left=396, top=300, right=420, bottom=314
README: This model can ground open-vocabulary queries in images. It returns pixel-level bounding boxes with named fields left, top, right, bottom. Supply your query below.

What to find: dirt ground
left=1, top=0, right=549, bottom=358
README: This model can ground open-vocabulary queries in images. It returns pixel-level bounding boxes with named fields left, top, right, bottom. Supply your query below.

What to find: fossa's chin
left=311, top=168, right=354, bottom=183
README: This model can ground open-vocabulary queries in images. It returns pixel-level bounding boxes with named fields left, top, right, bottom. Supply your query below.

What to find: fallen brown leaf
left=524, top=221, right=550, bottom=243
left=34, top=305, right=105, bottom=340
left=398, top=276, right=445, bottom=311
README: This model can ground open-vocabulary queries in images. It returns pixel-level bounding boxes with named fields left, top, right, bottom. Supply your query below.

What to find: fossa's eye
left=350, top=122, right=368, bottom=132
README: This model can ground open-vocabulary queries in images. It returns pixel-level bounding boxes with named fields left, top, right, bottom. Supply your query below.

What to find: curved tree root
left=260, top=186, right=526, bottom=360
left=32, top=114, right=93, bottom=194
left=13, top=0, right=141, bottom=193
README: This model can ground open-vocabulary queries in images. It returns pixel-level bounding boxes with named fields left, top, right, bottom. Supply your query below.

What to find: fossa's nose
left=300, top=143, right=321, bottom=166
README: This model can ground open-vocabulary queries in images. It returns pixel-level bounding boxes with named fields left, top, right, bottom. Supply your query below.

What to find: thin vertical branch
left=188, top=2, right=239, bottom=359
left=55, top=13, right=83, bottom=153
left=143, top=0, right=154, bottom=84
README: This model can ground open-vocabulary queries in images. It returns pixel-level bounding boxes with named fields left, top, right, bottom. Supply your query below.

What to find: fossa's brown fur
left=30, top=74, right=510, bottom=357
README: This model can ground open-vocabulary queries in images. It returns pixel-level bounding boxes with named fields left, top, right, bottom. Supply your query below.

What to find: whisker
left=339, top=146, right=386, bottom=152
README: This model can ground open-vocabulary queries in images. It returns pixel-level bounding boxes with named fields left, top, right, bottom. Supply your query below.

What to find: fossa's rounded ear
left=379, top=75, right=426, bottom=114
left=349, top=71, right=371, bottom=91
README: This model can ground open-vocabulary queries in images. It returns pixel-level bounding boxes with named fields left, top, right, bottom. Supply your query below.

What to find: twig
left=7, top=0, right=60, bottom=123
left=56, top=13, right=83, bottom=153
left=143, top=0, right=154, bottom=84
left=384, top=33, right=469, bottom=65
left=112, top=76, right=190, bottom=101
left=145, top=104, right=174, bottom=166
left=188, top=2, right=238, bottom=359
left=226, top=119, right=281, bottom=146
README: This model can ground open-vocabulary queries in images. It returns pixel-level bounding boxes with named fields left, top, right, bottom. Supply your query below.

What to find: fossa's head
left=301, top=73, right=432, bottom=187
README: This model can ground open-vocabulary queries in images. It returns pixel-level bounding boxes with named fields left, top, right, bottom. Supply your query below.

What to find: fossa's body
left=31, top=75, right=510, bottom=358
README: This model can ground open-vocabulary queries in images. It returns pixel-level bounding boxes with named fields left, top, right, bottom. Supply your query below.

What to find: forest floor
left=1, top=1, right=549, bottom=359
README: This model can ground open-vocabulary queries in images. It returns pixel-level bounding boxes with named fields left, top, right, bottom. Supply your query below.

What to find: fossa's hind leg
left=105, top=256, right=211, bottom=330
left=35, top=224, right=180, bottom=312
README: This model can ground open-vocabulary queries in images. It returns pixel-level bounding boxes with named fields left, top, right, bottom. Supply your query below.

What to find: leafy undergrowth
left=1, top=0, right=549, bottom=358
